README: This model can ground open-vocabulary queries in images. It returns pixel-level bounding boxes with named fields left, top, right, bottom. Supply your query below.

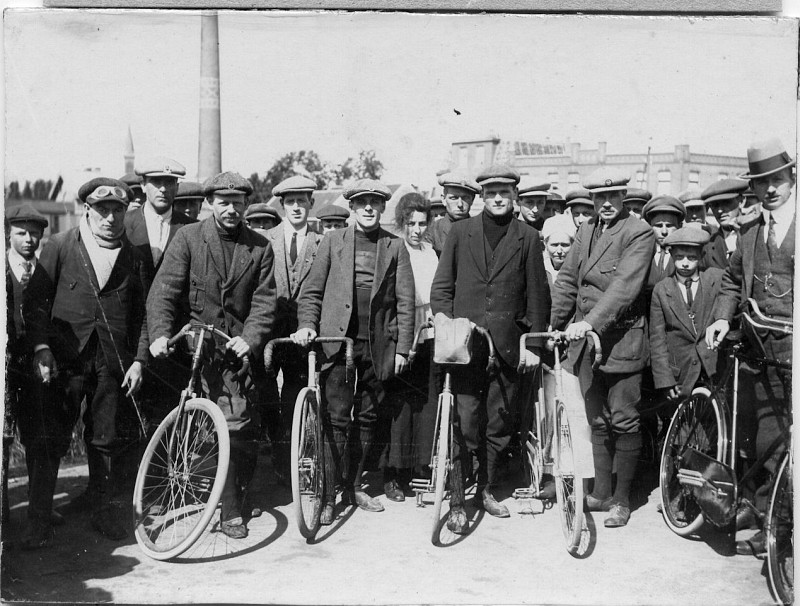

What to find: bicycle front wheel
left=291, top=387, right=324, bottom=539
left=554, top=401, right=583, bottom=553
left=431, top=391, right=452, bottom=544
left=133, top=398, right=230, bottom=561
left=659, top=387, right=725, bottom=537
left=767, top=451, right=793, bottom=605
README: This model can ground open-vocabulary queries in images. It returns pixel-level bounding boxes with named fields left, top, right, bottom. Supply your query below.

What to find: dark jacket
left=430, top=214, right=551, bottom=367
left=550, top=210, right=655, bottom=374
left=296, top=225, right=415, bottom=381
left=649, top=268, right=723, bottom=394
left=25, top=227, right=150, bottom=372
left=124, top=205, right=195, bottom=282
left=424, top=214, right=458, bottom=256
left=703, top=227, right=730, bottom=271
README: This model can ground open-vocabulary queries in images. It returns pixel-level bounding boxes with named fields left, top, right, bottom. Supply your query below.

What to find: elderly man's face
left=593, top=190, right=625, bottom=224
left=752, top=168, right=795, bottom=211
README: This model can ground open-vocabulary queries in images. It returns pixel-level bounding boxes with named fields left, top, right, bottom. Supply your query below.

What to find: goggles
left=87, top=185, right=127, bottom=203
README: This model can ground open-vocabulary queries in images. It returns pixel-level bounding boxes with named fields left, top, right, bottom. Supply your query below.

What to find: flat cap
left=343, top=179, right=392, bottom=201
left=315, top=204, right=351, bottom=220
left=119, top=173, right=143, bottom=189
left=273, top=175, right=318, bottom=197
left=624, top=188, right=652, bottom=203
left=518, top=180, right=551, bottom=198
left=203, top=171, right=254, bottom=197
left=701, top=178, right=749, bottom=204
left=583, top=168, right=630, bottom=193
left=176, top=181, right=205, bottom=199
left=677, top=188, right=705, bottom=208
left=548, top=192, right=564, bottom=201
left=437, top=172, right=481, bottom=195
left=135, top=157, right=186, bottom=179
left=476, top=163, right=521, bottom=187
left=565, top=188, right=593, bottom=206
left=663, top=225, right=711, bottom=248
left=643, top=195, right=686, bottom=222
left=78, top=177, right=130, bottom=206
left=245, top=202, right=281, bottom=221
left=5, top=203, right=48, bottom=229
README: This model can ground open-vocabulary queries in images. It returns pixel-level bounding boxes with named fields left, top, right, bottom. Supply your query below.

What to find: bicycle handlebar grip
left=409, top=319, right=434, bottom=364
left=167, top=324, right=192, bottom=348
left=586, top=331, right=602, bottom=369
left=472, top=325, right=496, bottom=372
left=263, top=337, right=296, bottom=375
left=313, top=337, right=356, bottom=383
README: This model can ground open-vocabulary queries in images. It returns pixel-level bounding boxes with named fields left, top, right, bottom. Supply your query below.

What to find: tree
left=6, top=181, right=21, bottom=200
left=354, top=150, right=384, bottom=181
left=21, top=181, right=32, bottom=199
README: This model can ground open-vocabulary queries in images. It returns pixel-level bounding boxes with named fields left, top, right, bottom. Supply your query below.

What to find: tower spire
left=124, top=125, right=135, bottom=174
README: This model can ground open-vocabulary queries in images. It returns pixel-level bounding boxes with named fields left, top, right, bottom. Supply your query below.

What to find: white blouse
left=405, top=240, right=438, bottom=341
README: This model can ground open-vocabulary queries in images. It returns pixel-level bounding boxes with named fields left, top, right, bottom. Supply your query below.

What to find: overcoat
left=124, top=206, right=195, bottom=281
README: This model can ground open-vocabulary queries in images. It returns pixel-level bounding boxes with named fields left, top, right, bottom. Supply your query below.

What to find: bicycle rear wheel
left=133, top=398, right=230, bottom=561
left=767, top=451, right=793, bottom=605
left=659, top=387, right=725, bottom=537
left=431, top=391, right=452, bottom=544
left=291, top=387, right=324, bottom=539
left=554, top=401, right=583, bottom=553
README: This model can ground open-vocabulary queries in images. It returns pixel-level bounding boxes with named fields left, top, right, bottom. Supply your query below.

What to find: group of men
left=3, top=137, right=793, bottom=558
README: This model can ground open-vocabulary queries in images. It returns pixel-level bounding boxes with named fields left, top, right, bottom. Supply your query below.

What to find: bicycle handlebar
left=520, top=330, right=603, bottom=370
left=408, top=318, right=496, bottom=373
left=744, top=298, right=793, bottom=335
left=408, top=319, right=433, bottom=364
left=263, top=336, right=355, bottom=381
left=167, top=322, right=250, bottom=373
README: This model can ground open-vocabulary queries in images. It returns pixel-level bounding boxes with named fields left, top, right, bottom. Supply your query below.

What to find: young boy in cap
left=173, top=181, right=205, bottom=222
left=315, top=204, right=350, bottom=234
left=517, top=181, right=551, bottom=230
left=430, top=163, right=550, bottom=534
left=245, top=202, right=282, bottom=233
left=148, top=171, right=277, bottom=539
left=292, top=178, right=415, bottom=524
left=26, top=178, right=150, bottom=542
left=623, top=189, right=652, bottom=221
left=706, top=138, right=795, bottom=557
left=565, top=188, right=596, bottom=229
left=425, top=171, right=481, bottom=256
left=642, top=194, right=685, bottom=296
left=649, top=226, right=723, bottom=403
left=551, top=167, right=655, bottom=528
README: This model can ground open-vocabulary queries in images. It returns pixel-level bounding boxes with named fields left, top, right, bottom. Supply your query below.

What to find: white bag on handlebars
left=433, top=313, right=474, bottom=365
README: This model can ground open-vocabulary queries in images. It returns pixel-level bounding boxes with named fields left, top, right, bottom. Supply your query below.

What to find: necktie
left=20, top=261, right=32, bottom=288
left=657, top=249, right=666, bottom=271
left=290, top=232, right=298, bottom=265
left=767, top=214, right=778, bottom=262
left=684, top=278, right=694, bottom=308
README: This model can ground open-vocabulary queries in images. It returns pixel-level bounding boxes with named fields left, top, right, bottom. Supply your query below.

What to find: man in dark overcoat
left=551, top=168, right=655, bottom=528
left=430, top=163, right=550, bottom=534
left=293, top=178, right=415, bottom=525
left=147, top=171, right=277, bottom=539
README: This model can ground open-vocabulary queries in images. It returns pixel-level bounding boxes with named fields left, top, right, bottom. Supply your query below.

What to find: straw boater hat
left=739, top=138, right=796, bottom=180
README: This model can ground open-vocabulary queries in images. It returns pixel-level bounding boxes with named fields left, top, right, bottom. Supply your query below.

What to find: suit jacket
left=429, top=214, right=551, bottom=367
left=296, top=225, right=415, bottom=381
left=147, top=218, right=277, bottom=357
left=24, top=227, right=150, bottom=372
left=550, top=210, right=656, bottom=374
left=703, top=227, right=729, bottom=270
left=650, top=268, right=723, bottom=394
left=424, top=215, right=457, bottom=256
left=264, top=225, right=323, bottom=337
left=124, top=206, right=195, bottom=282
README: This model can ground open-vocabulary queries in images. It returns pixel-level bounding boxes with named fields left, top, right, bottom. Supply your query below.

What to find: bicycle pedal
left=513, top=488, right=537, bottom=499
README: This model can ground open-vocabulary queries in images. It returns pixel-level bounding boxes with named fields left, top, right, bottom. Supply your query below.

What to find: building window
left=548, top=171, right=559, bottom=189
left=657, top=170, right=671, bottom=195
left=568, top=172, right=580, bottom=188
left=718, top=172, right=728, bottom=181
left=689, top=170, right=700, bottom=186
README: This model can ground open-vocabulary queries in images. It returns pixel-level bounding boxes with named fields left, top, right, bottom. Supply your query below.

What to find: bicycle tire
left=291, top=387, right=324, bottom=539
left=767, top=451, right=793, bottom=605
left=659, top=387, right=726, bottom=537
left=521, top=368, right=546, bottom=496
left=133, top=398, right=230, bottom=561
left=554, top=401, right=584, bottom=553
left=431, top=391, right=452, bottom=544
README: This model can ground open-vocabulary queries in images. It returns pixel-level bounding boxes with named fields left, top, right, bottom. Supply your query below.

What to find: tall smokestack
left=124, top=126, right=135, bottom=174
left=198, top=11, right=222, bottom=182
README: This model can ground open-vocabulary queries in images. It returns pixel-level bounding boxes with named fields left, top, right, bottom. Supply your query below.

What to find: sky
left=4, top=10, right=798, bottom=197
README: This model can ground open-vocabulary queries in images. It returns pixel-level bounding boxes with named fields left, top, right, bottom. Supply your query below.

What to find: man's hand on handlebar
left=705, top=319, right=729, bottom=351
left=226, top=336, right=251, bottom=359
left=518, top=349, right=541, bottom=373
left=149, top=336, right=173, bottom=359
left=290, top=328, right=317, bottom=347
left=564, top=320, right=592, bottom=342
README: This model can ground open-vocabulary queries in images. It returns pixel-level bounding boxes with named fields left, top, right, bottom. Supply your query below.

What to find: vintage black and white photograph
left=2, top=8, right=798, bottom=605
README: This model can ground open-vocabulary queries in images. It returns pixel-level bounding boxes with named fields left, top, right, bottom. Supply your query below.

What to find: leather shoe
left=586, top=494, right=613, bottom=512
left=736, top=530, right=767, bottom=558
left=320, top=503, right=335, bottom=526
left=604, top=503, right=631, bottom=528
left=19, top=520, right=54, bottom=550
left=479, top=489, right=510, bottom=518
left=344, top=489, right=384, bottom=512
left=536, top=475, right=556, bottom=500
left=383, top=480, right=405, bottom=502
left=90, top=509, right=128, bottom=540
left=446, top=505, right=469, bottom=535
left=735, top=503, right=760, bottom=531
left=220, top=518, right=248, bottom=539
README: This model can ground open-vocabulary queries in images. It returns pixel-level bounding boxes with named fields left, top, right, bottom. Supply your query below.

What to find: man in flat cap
left=701, top=177, right=750, bottom=270
left=245, top=203, right=282, bottom=234
left=315, top=204, right=350, bottom=234
left=565, top=188, right=596, bottom=230
left=147, top=171, right=277, bottom=539
left=623, top=188, right=652, bottom=221
left=551, top=167, right=655, bottom=528
left=517, top=181, right=551, bottom=231
left=706, top=138, right=795, bottom=557
left=120, top=173, right=145, bottom=211
left=25, top=178, right=149, bottom=542
left=173, top=181, right=205, bottom=222
left=293, top=178, right=415, bottom=524
left=430, top=163, right=550, bottom=534
left=261, top=175, right=324, bottom=478
left=425, top=172, right=481, bottom=256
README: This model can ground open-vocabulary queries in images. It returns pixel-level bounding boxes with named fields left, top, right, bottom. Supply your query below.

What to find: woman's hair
left=394, top=192, right=431, bottom=231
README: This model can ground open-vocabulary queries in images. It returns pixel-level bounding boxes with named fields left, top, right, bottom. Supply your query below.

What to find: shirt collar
left=283, top=222, right=308, bottom=237
left=762, top=197, right=796, bottom=226
left=144, top=201, right=172, bottom=224
left=7, top=247, right=34, bottom=268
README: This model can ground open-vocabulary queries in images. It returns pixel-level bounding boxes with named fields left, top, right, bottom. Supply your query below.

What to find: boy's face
left=671, top=245, right=701, bottom=279
left=649, top=211, right=681, bottom=249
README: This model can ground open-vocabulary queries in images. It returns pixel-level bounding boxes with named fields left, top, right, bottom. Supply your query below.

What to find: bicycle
left=263, top=336, right=354, bottom=539
left=408, top=318, right=495, bottom=545
left=658, top=299, right=792, bottom=603
left=513, top=330, right=601, bottom=554
left=132, top=322, right=237, bottom=561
